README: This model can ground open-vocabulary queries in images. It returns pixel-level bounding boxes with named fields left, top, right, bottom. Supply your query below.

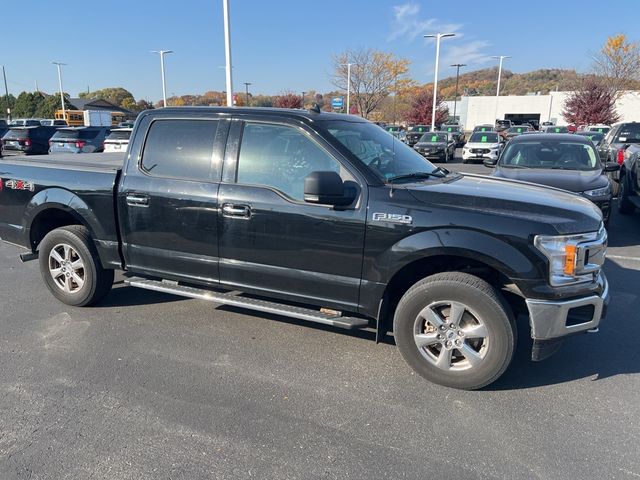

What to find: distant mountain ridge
left=432, top=67, right=640, bottom=99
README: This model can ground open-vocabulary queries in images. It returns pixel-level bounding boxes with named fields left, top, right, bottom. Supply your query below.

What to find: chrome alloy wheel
left=48, top=243, right=85, bottom=293
left=413, top=301, right=489, bottom=371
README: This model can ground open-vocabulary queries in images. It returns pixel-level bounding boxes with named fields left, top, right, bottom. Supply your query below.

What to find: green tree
left=80, top=87, right=136, bottom=108
left=0, top=93, right=16, bottom=119
left=12, top=92, right=41, bottom=118
left=34, top=94, right=70, bottom=118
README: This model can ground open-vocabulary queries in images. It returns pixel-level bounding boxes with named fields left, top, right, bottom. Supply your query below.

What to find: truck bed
left=1, top=152, right=124, bottom=172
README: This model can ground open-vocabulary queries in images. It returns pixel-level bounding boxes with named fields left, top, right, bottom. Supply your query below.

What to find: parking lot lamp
left=2, top=66, right=10, bottom=122
left=51, top=62, right=67, bottom=120
left=492, top=55, right=511, bottom=123
left=450, top=63, right=466, bottom=123
left=424, top=33, right=455, bottom=130
left=222, top=0, right=234, bottom=107
left=151, top=50, right=173, bottom=107
left=340, top=62, right=357, bottom=114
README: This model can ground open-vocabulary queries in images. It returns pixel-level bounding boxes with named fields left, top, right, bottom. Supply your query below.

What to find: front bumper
left=526, top=271, right=609, bottom=341
left=462, top=151, right=498, bottom=161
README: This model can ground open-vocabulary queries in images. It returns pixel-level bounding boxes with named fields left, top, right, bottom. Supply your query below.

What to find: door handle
left=222, top=203, right=251, bottom=219
left=126, top=194, right=149, bottom=207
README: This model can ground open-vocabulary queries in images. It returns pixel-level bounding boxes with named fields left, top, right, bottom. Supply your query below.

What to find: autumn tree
left=561, top=77, right=619, bottom=126
left=331, top=48, right=410, bottom=119
left=273, top=92, right=302, bottom=109
left=135, top=99, right=155, bottom=111
left=405, top=88, right=449, bottom=126
left=80, top=87, right=136, bottom=108
left=593, top=34, right=640, bottom=97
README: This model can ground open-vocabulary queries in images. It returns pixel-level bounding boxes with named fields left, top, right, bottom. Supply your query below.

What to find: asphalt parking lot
left=1, top=153, right=639, bottom=479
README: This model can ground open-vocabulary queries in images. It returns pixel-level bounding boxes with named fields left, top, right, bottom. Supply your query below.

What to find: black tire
left=393, top=272, right=516, bottom=390
left=38, top=225, right=114, bottom=306
left=618, top=174, right=635, bottom=215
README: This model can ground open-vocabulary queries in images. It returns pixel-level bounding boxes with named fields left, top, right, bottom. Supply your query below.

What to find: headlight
left=583, top=185, right=611, bottom=198
left=534, top=229, right=606, bottom=286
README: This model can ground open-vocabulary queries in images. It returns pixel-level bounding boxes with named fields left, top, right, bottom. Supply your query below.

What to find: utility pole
left=243, top=82, right=251, bottom=106
left=393, top=61, right=399, bottom=125
left=222, top=0, right=234, bottom=107
left=424, top=33, right=455, bottom=130
left=2, top=66, right=10, bottom=122
left=450, top=63, right=466, bottom=123
left=52, top=62, right=67, bottom=120
left=492, top=55, right=511, bottom=123
left=151, top=50, right=173, bottom=107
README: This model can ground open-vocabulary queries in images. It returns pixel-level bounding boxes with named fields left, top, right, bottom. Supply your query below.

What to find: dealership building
left=444, top=91, right=640, bottom=130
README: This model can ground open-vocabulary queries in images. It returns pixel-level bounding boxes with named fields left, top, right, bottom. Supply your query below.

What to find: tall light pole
left=2, top=66, right=10, bottom=122
left=341, top=62, right=357, bottom=114
left=450, top=63, right=466, bottom=123
left=222, top=0, right=234, bottom=107
left=151, top=50, right=173, bottom=107
left=424, top=33, right=455, bottom=130
left=51, top=62, right=67, bottom=120
left=243, top=82, right=251, bottom=106
left=301, top=91, right=306, bottom=108
left=492, top=55, right=511, bottom=123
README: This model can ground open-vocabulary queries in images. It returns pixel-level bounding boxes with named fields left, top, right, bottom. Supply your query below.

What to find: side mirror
left=604, top=162, right=620, bottom=172
left=304, top=171, right=354, bottom=206
left=483, top=158, right=498, bottom=168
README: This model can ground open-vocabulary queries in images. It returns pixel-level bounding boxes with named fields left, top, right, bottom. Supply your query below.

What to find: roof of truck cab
left=145, top=106, right=368, bottom=123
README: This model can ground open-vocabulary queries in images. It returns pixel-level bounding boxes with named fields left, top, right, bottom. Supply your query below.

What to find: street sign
left=331, top=97, right=344, bottom=109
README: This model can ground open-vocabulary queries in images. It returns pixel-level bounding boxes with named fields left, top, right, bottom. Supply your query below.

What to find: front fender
left=381, top=228, right=538, bottom=281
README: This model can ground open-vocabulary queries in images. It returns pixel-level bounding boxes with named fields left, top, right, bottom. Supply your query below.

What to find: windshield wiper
left=388, top=171, right=446, bottom=183
left=503, top=165, right=530, bottom=169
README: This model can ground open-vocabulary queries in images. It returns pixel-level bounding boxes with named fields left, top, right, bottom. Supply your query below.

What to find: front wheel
left=38, top=225, right=114, bottom=306
left=393, top=272, right=516, bottom=390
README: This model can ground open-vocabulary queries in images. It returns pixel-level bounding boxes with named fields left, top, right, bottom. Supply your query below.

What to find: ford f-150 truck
left=0, top=107, right=609, bottom=389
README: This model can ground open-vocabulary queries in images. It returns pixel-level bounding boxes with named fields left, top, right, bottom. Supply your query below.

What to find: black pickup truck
left=0, top=107, right=609, bottom=390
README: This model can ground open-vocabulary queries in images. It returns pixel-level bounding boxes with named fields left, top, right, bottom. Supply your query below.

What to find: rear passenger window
left=142, top=120, right=218, bottom=181
left=236, top=122, right=347, bottom=201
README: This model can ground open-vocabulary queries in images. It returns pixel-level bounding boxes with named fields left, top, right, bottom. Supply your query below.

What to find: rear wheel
left=618, top=174, right=636, bottom=215
left=38, top=225, right=114, bottom=306
left=393, top=272, right=516, bottom=390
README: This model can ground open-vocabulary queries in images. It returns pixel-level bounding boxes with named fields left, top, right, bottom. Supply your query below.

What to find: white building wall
left=457, top=91, right=640, bottom=131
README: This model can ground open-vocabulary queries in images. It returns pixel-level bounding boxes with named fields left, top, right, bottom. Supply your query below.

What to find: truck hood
left=406, top=173, right=603, bottom=235
left=492, top=167, right=609, bottom=193
left=415, top=141, right=447, bottom=148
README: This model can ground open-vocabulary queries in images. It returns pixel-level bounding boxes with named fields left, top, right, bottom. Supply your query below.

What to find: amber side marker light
left=563, top=245, right=577, bottom=275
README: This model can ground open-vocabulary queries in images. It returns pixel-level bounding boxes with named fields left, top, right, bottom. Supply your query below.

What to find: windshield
left=4, top=128, right=31, bottom=139
left=496, top=121, right=510, bottom=126
left=588, top=126, right=610, bottom=133
left=577, top=132, right=604, bottom=143
left=419, top=133, right=448, bottom=143
left=615, top=124, right=640, bottom=143
left=106, top=130, right=131, bottom=141
left=320, top=120, right=439, bottom=181
left=547, top=126, right=569, bottom=133
left=474, top=126, right=494, bottom=132
left=442, top=126, right=460, bottom=133
left=469, top=132, right=499, bottom=143
left=387, top=126, right=402, bottom=132
left=508, top=126, right=527, bottom=133
left=499, top=141, right=600, bottom=170
left=409, top=125, right=431, bottom=133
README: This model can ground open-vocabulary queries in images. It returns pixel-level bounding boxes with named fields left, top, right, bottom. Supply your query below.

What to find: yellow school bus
left=55, top=110, right=127, bottom=126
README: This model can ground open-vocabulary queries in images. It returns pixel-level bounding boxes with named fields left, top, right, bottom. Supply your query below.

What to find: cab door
left=118, top=115, right=229, bottom=284
left=216, top=119, right=367, bottom=311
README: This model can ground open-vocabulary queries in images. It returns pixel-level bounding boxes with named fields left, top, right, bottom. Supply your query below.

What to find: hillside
left=434, top=67, right=640, bottom=99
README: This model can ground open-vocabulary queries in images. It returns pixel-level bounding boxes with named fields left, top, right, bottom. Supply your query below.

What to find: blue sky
left=1, top=0, right=636, bottom=102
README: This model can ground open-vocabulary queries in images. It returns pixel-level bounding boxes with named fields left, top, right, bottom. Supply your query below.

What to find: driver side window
left=237, top=122, right=347, bottom=201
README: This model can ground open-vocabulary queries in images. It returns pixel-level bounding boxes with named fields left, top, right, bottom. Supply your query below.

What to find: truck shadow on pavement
left=488, top=260, right=640, bottom=390
left=96, top=283, right=186, bottom=308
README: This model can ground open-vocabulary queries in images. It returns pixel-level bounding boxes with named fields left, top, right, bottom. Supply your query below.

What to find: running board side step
left=125, top=278, right=369, bottom=330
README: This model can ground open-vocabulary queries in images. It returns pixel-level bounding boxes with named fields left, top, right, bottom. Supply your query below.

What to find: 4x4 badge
left=372, top=213, right=412, bottom=224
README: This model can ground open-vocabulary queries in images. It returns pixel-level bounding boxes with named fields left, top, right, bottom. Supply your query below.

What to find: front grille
left=576, top=226, right=607, bottom=275
left=471, top=148, right=490, bottom=154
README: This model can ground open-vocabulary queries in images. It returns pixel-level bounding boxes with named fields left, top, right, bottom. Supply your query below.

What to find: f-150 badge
left=372, top=212, right=413, bottom=224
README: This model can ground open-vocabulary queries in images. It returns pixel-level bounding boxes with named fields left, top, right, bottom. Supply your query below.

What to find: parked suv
left=1, top=126, right=59, bottom=155
left=440, top=124, right=465, bottom=146
left=48, top=126, right=111, bottom=154
left=103, top=128, right=132, bottom=153
left=40, top=119, right=68, bottom=127
left=596, top=122, right=640, bottom=164
left=405, top=125, right=432, bottom=147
